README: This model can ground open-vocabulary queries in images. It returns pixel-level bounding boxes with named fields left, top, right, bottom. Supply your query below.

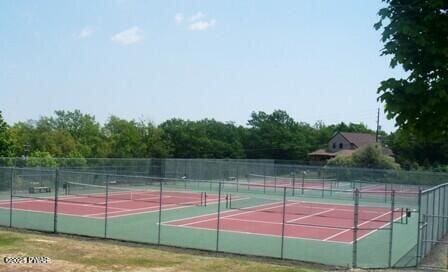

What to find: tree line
left=0, top=109, right=447, bottom=170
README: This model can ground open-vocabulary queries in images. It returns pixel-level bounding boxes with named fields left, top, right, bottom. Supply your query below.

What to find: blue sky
left=0, top=0, right=404, bottom=132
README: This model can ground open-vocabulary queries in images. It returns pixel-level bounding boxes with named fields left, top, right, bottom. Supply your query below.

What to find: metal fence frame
left=0, top=163, right=446, bottom=269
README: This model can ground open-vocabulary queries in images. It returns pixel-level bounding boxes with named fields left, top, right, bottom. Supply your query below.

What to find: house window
left=332, top=143, right=336, bottom=149
left=339, top=143, right=343, bottom=149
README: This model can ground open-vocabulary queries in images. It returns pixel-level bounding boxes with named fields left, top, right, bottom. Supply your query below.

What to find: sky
left=0, top=0, right=405, bottom=132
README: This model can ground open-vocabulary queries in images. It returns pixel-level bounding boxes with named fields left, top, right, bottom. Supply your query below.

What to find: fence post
left=104, top=174, right=109, bottom=238
left=352, top=188, right=359, bottom=268
left=437, top=188, right=442, bottom=240
left=216, top=182, right=222, bottom=253
left=431, top=190, right=436, bottom=247
left=281, top=187, right=287, bottom=259
left=423, top=189, right=430, bottom=257
left=9, top=167, right=14, bottom=228
left=53, top=169, right=60, bottom=233
left=388, top=190, right=395, bottom=267
left=158, top=181, right=163, bottom=245
left=442, top=185, right=447, bottom=235
left=416, top=189, right=422, bottom=265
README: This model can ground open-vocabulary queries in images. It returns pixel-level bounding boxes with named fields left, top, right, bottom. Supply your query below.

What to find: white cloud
left=189, top=12, right=205, bottom=22
left=174, top=13, right=183, bottom=24
left=189, top=19, right=216, bottom=31
left=75, top=26, right=95, bottom=39
left=110, top=26, right=143, bottom=45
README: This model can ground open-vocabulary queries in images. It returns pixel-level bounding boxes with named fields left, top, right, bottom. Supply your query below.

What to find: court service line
left=178, top=202, right=300, bottom=227
left=286, top=208, right=335, bottom=224
left=322, top=210, right=393, bottom=242
left=221, top=217, right=347, bottom=230
left=354, top=210, right=406, bottom=242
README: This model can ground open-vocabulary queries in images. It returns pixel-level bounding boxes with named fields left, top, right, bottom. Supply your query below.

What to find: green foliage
left=386, top=129, right=448, bottom=168
left=327, top=144, right=400, bottom=170
left=245, top=110, right=316, bottom=160
left=160, top=118, right=245, bottom=158
left=326, top=155, right=354, bottom=167
left=375, top=0, right=448, bottom=141
left=26, top=151, right=58, bottom=167
left=1, top=109, right=419, bottom=168
left=0, top=111, right=12, bottom=156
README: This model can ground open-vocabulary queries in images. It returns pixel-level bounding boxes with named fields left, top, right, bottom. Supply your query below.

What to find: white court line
left=163, top=222, right=352, bottom=245
left=178, top=202, right=298, bottom=227
left=286, top=208, right=335, bottom=224
left=221, top=217, right=347, bottom=230
left=322, top=209, right=399, bottom=242
left=162, top=201, right=285, bottom=225
left=354, top=209, right=406, bottom=242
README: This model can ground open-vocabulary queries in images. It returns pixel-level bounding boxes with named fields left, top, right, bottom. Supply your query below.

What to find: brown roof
left=338, top=132, right=377, bottom=148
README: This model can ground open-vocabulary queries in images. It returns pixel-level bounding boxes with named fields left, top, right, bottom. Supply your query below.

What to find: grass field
left=0, top=228, right=321, bottom=272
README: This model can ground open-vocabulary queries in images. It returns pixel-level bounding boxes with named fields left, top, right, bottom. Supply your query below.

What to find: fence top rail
left=422, top=183, right=448, bottom=194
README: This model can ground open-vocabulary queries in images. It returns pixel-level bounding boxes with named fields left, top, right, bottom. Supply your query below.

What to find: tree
left=375, top=1, right=448, bottom=141
left=245, top=110, right=315, bottom=160
left=50, top=110, right=106, bottom=157
left=27, top=151, right=57, bottom=167
left=0, top=111, right=11, bottom=156
left=103, top=116, right=145, bottom=158
left=160, top=118, right=245, bottom=158
left=386, top=129, right=448, bottom=168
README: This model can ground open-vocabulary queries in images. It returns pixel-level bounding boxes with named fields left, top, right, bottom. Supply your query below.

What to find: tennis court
left=0, top=184, right=220, bottom=219
left=163, top=200, right=405, bottom=244
left=0, top=165, right=438, bottom=269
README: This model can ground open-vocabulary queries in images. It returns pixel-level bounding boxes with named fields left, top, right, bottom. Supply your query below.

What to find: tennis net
left=64, top=181, right=205, bottom=207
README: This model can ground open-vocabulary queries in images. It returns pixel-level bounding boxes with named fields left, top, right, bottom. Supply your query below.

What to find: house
left=308, top=132, right=393, bottom=163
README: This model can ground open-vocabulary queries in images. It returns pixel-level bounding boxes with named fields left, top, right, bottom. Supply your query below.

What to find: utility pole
left=376, top=107, right=380, bottom=143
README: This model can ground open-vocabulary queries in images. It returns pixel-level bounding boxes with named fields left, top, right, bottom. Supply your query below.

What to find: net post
left=216, top=182, right=222, bottom=253
left=157, top=181, right=163, bottom=245
left=321, top=170, right=325, bottom=198
left=280, top=187, right=287, bottom=259
left=416, top=189, right=422, bottom=264
left=53, top=169, right=60, bottom=233
left=352, top=188, right=359, bottom=269
left=385, top=184, right=388, bottom=203
left=301, top=171, right=305, bottom=195
left=274, top=173, right=277, bottom=192
left=388, top=190, right=395, bottom=267
left=263, top=165, right=266, bottom=194
left=204, top=192, right=207, bottom=207
left=263, top=174, right=266, bottom=194
left=329, top=177, right=333, bottom=196
left=292, top=172, right=295, bottom=196
left=236, top=165, right=239, bottom=186
left=9, top=167, right=15, bottom=228
left=104, top=174, right=109, bottom=238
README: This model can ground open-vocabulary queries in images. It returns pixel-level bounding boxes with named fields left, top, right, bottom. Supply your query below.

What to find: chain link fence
left=0, top=158, right=447, bottom=268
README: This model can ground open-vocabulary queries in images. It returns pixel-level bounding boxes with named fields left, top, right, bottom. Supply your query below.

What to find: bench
left=28, top=187, right=51, bottom=194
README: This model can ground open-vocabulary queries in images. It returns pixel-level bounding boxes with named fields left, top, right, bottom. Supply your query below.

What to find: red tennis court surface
left=0, top=190, right=219, bottom=219
left=358, top=184, right=419, bottom=197
left=163, top=201, right=404, bottom=244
